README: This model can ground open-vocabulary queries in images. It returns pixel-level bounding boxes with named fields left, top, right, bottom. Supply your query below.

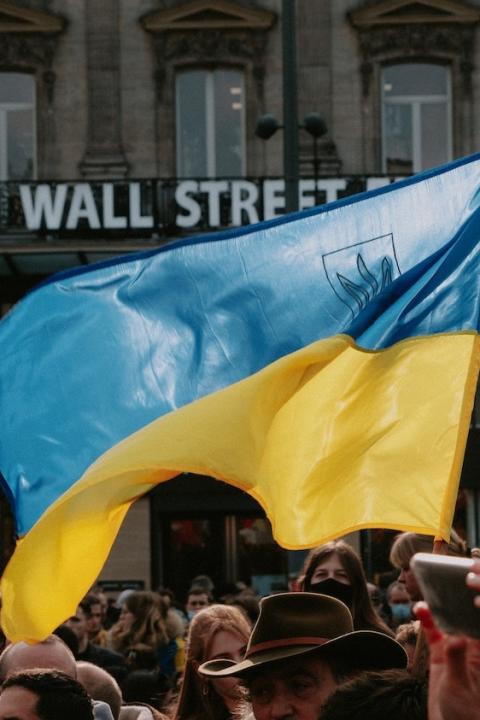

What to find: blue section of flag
left=2, top=154, right=480, bottom=535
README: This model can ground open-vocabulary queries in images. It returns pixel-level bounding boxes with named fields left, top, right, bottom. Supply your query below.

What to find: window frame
left=0, top=73, right=37, bottom=181
left=175, top=67, right=246, bottom=178
left=381, top=62, right=453, bottom=174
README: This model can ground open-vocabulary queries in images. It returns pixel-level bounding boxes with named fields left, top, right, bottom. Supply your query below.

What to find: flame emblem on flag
left=322, top=233, right=401, bottom=318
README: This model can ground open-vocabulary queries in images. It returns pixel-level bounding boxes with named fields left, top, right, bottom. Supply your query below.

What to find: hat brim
left=199, top=630, right=407, bottom=678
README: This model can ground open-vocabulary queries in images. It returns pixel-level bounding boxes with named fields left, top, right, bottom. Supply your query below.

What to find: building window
left=176, top=68, right=245, bottom=178
left=0, top=73, right=36, bottom=181
left=381, top=63, right=452, bottom=175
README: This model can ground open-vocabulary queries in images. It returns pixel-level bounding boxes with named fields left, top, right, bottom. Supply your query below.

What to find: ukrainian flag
left=1, top=155, right=480, bottom=642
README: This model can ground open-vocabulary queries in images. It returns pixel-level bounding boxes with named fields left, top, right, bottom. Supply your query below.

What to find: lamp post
left=256, top=112, right=328, bottom=205
left=282, top=0, right=299, bottom=213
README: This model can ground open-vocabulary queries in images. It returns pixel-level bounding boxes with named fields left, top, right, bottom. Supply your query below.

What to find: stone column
left=80, top=0, right=128, bottom=177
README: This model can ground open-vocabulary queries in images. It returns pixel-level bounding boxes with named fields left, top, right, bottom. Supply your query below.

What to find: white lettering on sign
left=317, top=179, right=347, bottom=203
left=18, top=178, right=398, bottom=233
left=66, top=184, right=100, bottom=230
left=130, top=183, right=154, bottom=229
left=175, top=181, right=201, bottom=228
left=231, top=181, right=259, bottom=225
left=199, top=181, right=229, bottom=227
left=103, top=184, right=127, bottom=229
left=20, top=184, right=68, bottom=230
left=299, top=180, right=316, bottom=210
left=263, top=180, right=285, bottom=220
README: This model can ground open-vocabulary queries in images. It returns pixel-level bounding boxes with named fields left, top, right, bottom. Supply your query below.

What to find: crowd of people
left=0, top=532, right=479, bottom=719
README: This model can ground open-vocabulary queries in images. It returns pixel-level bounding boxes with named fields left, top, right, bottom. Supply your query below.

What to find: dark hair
left=122, top=669, right=173, bottom=710
left=186, top=587, right=212, bottom=602
left=53, top=623, right=80, bottom=657
left=321, top=669, right=427, bottom=720
left=297, top=540, right=393, bottom=636
left=1, top=669, right=94, bottom=720
left=80, top=593, right=102, bottom=617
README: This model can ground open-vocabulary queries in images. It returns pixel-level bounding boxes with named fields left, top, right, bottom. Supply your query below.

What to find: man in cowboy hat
left=199, top=593, right=407, bottom=720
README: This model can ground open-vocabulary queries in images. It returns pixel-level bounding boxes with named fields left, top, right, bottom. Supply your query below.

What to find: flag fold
left=2, top=154, right=480, bottom=641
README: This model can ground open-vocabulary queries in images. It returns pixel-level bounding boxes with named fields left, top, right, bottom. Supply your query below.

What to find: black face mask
left=307, top=577, right=354, bottom=609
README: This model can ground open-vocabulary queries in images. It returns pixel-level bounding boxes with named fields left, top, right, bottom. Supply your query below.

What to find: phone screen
left=411, top=553, right=480, bottom=638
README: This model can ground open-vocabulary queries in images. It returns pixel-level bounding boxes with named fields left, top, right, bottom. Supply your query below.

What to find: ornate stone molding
left=0, top=3, right=65, bottom=105
left=141, top=0, right=275, bottom=32
left=350, top=0, right=480, bottom=27
left=0, top=0, right=64, bottom=33
left=142, top=1, right=275, bottom=101
left=349, top=0, right=480, bottom=97
left=151, top=28, right=269, bottom=99
left=356, top=23, right=476, bottom=96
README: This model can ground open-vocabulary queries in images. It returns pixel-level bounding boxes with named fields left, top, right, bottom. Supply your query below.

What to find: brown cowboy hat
left=199, top=592, right=407, bottom=678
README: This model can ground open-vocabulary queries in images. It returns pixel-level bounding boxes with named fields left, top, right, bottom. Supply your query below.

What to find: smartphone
left=410, top=552, right=480, bottom=638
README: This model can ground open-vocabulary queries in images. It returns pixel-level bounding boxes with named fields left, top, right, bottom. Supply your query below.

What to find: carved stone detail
left=356, top=24, right=475, bottom=96
left=151, top=29, right=268, bottom=100
left=0, top=34, right=60, bottom=103
left=0, top=33, right=57, bottom=69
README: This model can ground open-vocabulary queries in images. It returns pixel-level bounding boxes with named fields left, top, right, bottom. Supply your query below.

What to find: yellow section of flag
left=1, top=331, right=479, bottom=642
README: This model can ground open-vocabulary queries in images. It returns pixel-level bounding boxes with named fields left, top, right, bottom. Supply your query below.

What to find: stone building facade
left=1, top=0, right=480, bottom=595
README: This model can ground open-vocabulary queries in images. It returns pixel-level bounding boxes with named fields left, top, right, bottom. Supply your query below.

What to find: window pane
left=176, top=71, right=208, bottom=177
left=165, top=517, right=223, bottom=598
left=214, top=70, right=244, bottom=177
left=384, top=103, right=413, bottom=174
left=383, top=63, right=447, bottom=97
left=7, top=109, right=35, bottom=180
left=0, top=73, right=34, bottom=104
left=237, top=517, right=287, bottom=593
left=421, top=102, right=449, bottom=169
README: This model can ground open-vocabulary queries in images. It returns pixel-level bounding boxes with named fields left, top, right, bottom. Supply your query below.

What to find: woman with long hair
left=109, top=591, right=169, bottom=660
left=297, top=539, right=394, bottom=636
left=389, top=530, right=468, bottom=601
left=173, top=604, right=251, bottom=720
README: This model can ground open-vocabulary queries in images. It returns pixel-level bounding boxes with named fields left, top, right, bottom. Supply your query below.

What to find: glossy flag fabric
left=1, top=154, right=480, bottom=641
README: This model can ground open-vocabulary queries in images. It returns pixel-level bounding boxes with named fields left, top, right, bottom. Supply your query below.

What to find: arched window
left=0, top=73, right=36, bottom=181
left=176, top=68, right=245, bottom=178
left=381, top=63, right=452, bottom=174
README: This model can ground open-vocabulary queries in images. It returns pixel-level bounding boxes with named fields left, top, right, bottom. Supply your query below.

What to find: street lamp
left=256, top=113, right=328, bottom=203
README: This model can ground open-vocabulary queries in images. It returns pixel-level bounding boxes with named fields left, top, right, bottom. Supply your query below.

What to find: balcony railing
left=0, top=175, right=404, bottom=241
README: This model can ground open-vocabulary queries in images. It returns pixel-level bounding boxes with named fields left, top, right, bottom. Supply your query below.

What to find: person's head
left=112, top=591, right=168, bottom=653
left=122, top=669, right=173, bottom=711
left=76, top=662, right=122, bottom=720
left=297, top=541, right=391, bottom=634
left=157, top=587, right=174, bottom=609
left=0, top=635, right=77, bottom=682
left=80, top=594, right=104, bottom=640
left=199, top=593, right=407, bottom=720
left=53, top=624, right=80, bottom=657
left=65, top=605, right=90, bottom=652
left=92, top=590, right=109, bottom=622
left=229, top=596, right=260, bottom=625
left=185, top=589, right=211, bottom=620
left=174, top=604, right=251, bottom=720
left=389, top=531, right=467, bottom=601
left=0, top=669, right=94, bottom=720
left=245, top=651, right=345, bottom=720
left=386, top=582, right=412, bottom=624
left=320, top=669, right=427, bottom=720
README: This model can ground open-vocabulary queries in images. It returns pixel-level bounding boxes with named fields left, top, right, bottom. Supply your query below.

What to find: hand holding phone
left=410, top=552, right=480, bottom=638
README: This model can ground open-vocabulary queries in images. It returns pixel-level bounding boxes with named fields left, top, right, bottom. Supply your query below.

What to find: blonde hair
left=110, top=591, right=168, bottom=654
left=174, top=604, right=251, bottom=720
left=389, top=531, right=467, bottom=569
